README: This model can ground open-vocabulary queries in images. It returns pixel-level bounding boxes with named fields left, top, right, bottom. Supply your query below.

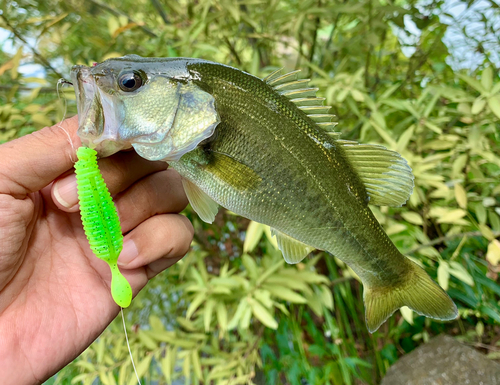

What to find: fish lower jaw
left=83, top=138, right=131, bottom=158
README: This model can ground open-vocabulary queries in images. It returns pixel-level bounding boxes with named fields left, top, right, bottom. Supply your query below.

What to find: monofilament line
left=121, top=307, right=142, bottom=385
left=56, top=78, right=76, bottom=160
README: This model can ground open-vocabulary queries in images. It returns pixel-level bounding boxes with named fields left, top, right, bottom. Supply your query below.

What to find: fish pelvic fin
left=364, top=259, right=458, bottom=333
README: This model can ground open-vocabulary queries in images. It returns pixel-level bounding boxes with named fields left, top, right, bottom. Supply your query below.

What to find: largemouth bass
left=71, top=55, right=457, bottom=332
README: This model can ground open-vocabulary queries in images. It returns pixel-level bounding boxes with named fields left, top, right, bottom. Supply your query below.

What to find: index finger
left=0, top=116, right=81, bottom=198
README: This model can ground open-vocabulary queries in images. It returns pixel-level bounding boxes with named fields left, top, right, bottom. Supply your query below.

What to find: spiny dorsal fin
left=262, top=68, right=285, bottom=83
left=291, top=97, right=325, bottom=106
left=271, top=228, right=315, bottom=264
left=317, top=122, right=339, bottom=132
left=265, top=69, right=301, bottom=86
left=339, top=140, right=414, bottom=207
left=298, top=106, right=332, bottom=115
left=181, top=178, right=219, bottom=223
left=326, top=131, right=342, bottom=140
left=263, top=69, right=338, bottom=137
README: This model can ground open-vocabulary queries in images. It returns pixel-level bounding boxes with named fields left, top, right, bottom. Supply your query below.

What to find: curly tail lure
left=75, top=146, right=132, bottom=308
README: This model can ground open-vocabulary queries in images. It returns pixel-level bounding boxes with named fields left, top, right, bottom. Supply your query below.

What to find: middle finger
left=52, top=150, right=167, bottom=211
left=115, top=169, right=188, bottom=233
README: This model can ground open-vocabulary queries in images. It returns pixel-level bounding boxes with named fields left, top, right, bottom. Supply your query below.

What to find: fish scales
left=174, top=62, right=405, bottom=283
left=71, top=55, right=458, bottom=332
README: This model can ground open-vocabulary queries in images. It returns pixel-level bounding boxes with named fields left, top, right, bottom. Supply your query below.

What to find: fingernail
left=53, top=173, right=78, bottom=208
left=118, top=239, right=139, bottom=266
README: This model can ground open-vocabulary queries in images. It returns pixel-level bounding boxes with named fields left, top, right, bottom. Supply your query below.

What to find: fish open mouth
left=71, top=65, right=129, bottom=157
left=71, top=58, right=220, bottom=162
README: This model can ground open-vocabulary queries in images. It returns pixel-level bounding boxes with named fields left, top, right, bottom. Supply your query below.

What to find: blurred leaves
left=3, top=0, right=500, bottom=384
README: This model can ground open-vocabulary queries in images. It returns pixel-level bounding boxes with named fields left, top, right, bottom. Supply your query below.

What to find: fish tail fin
left=364, top=259, right=458, bottom=333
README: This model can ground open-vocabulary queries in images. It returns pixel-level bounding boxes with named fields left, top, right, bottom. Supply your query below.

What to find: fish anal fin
left=181, top=178, right=219, bottom=223
left=271, top=228, right=315, bottom=264
left=364, top=259, right=458, bottom=333
left=339, top=140, right=414, bottom=207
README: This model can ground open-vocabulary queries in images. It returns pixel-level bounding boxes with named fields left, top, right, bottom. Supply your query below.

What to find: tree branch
left=307, top=1, right=321, bottom=77
left=85, top=0, right=158, bottom=38
left=319, top=12, right=341, bottom=69
left=223, top=36, right=242, bottom=66
left=149, top=0, right=170, bottom=25
left=0, top=85, right=57, bottom=93
left=0, top=14, right=65, bottom=79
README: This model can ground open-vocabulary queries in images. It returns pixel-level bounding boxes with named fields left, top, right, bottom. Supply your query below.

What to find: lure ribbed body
left=75, top=146, right=132, bottom=308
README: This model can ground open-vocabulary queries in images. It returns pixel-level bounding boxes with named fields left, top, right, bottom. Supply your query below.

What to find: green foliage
left=2, top=0, right=500, bottom=384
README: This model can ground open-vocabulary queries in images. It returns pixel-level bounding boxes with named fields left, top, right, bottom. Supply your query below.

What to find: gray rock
left=381, top=334, right=500, bottom=385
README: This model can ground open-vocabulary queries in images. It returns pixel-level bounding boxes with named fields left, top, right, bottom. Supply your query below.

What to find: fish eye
left=118, top=71, right=144, bottom=92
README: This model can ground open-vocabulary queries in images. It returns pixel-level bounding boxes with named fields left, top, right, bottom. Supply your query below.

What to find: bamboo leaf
left=10, top=47, right=23, bottom=80
left=240, top=304, right=253, bottom=329
left=149, top=315, right=164, bottom=332
left=320, top=284, right=334, bottom=310
left=487, top=239, right=500, bottom=266
left=471, top=97, right=486, bottom=115
left=128, top=354, right=152, bottom=385
left=182, top=351, right=191, bottom=380
left=186, top=291, right=207, bottom=319
left=192, top=349, right=203, bottom=380
left=454, top=183, right=467, bottom=209
left=400, top=306, right=414, bottom=325
left=266, top=286, right=307, bottom=304
left=248, top=298, right=278, bottom=329
left=481, top=66, right=493, bottom=91
left=216, top=302, right=228, bottom=333
left=99, top=370, right=111, bottom=385
left=244, top=221, right=265, bottom=252
left=401, top=212, right=423, bottom=225
left=204, top=299, right=216, bottom=332
left=458, top=73, right=486, bottom=94
left=487, top=95, right=500, bottom=119
left=138, top=330, right=158, bottom=350
left=242, top=253, right=258, bottom=280
left=436, top=209, right=467, bottom=224
left=437, top=261, right=450, bottom=290
left=31, top=113, right=52, bottom=127
left=396, top=124, right=415, bottom=153
left=227, top=299, right=249, bottom=330
left=478, top=223, right=494, bottom=241
left=449, top=261, right=474, bottom=287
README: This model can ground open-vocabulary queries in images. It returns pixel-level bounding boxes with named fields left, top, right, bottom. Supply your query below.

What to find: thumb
left=0, top=116, right=81, bottom=198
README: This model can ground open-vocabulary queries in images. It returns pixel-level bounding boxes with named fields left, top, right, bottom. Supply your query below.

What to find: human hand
left=0, top=116, right=193, bottom=384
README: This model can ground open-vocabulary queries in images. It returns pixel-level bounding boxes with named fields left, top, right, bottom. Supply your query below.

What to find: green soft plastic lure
left=75, top=146, right=132, bottom=308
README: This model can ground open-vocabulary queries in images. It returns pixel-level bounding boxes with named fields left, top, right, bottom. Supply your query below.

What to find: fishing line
left=56, top=78, right=76, bottom=161
left=121, top=307, right=142, bottom=385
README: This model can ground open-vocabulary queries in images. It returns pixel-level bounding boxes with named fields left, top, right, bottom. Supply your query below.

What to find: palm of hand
left=0, top=190, right=126, bottom=382
left=0, top=118, right=193, bottom=384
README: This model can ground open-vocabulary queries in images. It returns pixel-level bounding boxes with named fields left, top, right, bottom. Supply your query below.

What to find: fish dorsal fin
left=271, top=228, right=315, bottom=264
left=265, top=69, right=301, bottom=86
left=339, top=140, right=414, bottom=207
left=263, top=69, right=338, bottom=135
left=181, top=178, right=219, bottom=223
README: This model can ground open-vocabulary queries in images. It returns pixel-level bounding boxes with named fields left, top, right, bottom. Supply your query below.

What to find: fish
left=71, top=55, right=458, bottom=332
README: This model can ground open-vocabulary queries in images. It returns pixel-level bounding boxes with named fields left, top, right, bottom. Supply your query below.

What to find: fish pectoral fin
left=339, top=140, right=414, bottom=207
left=271, top=228, right=315, bottom=264
left=364, top=259, right=458, bottom=333
left=181, top=178, right=219, bottom=223
left=206, top=150, right=262, bottom=191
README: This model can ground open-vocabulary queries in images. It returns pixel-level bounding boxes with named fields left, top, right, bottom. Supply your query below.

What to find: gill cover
left=71, top=58, right=220, bottom=161
left=128, top=80, right=220, bottom=162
